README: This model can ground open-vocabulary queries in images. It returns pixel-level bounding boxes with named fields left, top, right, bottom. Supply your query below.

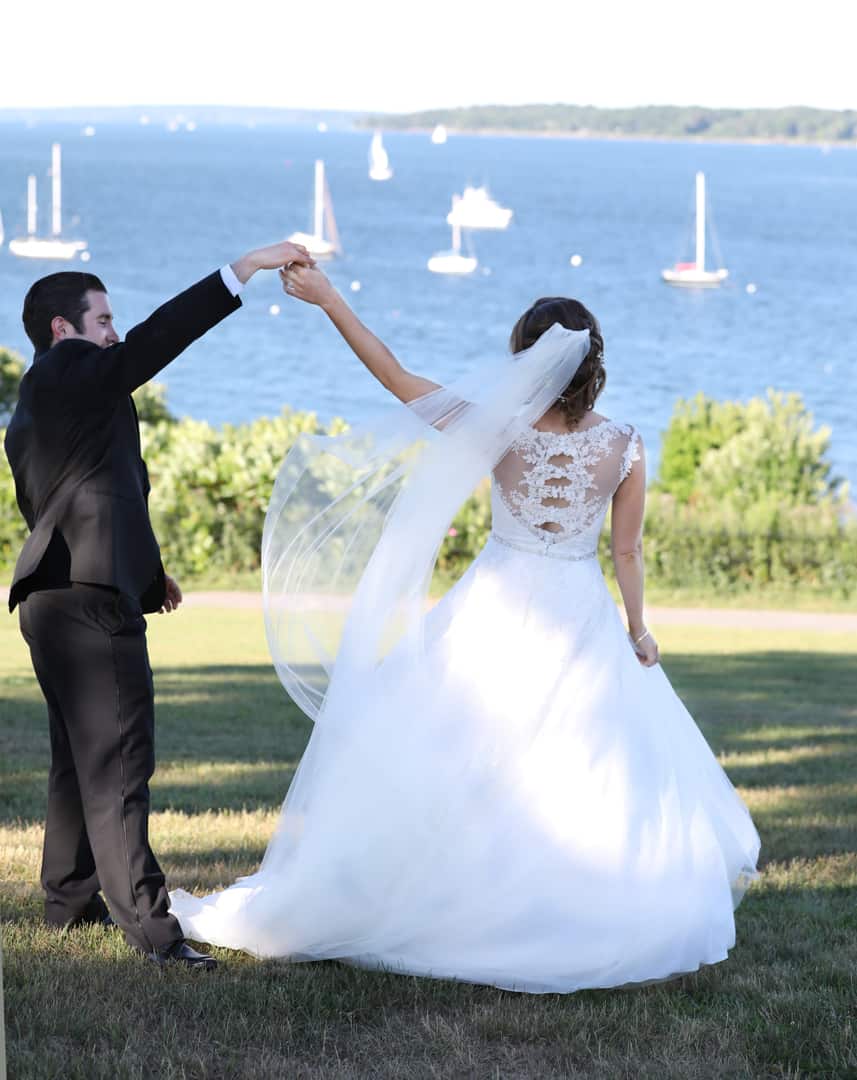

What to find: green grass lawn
left=2, top=606, right=856, bottom=1079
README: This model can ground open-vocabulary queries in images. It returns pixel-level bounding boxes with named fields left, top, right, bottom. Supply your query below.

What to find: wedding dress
left=170, top=327, right=759, bottom=993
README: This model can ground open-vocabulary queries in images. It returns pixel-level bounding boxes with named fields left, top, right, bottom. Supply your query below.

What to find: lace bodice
left=491, top=419, right=640, bottom=558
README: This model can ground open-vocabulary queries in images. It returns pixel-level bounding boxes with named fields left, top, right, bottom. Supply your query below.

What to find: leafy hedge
left=628, top=494, right=857, bottom=597
left=0, top=348, right=26, bottom=427
left=1, top=378, right=855, bottom=599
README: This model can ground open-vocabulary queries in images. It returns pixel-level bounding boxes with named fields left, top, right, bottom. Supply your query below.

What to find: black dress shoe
left=148, top=940, right=218, bottom=970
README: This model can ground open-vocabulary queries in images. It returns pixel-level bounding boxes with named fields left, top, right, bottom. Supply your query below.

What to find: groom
left=4, top=239, right=312, bottom=968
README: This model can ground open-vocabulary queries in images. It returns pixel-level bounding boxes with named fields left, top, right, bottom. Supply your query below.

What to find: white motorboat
left=289, top=159, right=342, bottom=259
left=428, top=197, right=478, bottom=275
left=662, top=172, right=728, bottom=288
left=368, top=132, right=392, bottom=181
left=9, top=144, right=88, bottom=261
left=446, top=185, right=512, bottom=230
left=431, top=124, right=448, bottom=145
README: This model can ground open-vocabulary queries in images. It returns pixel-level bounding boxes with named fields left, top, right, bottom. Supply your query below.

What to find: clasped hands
left=230, top=240, right=333, bottom=306
left=231, top=240, right=317, bottom=285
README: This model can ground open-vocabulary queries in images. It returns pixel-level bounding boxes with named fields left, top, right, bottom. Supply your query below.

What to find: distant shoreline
left=356, top=124, right=857, bottom=149
left=2, top=103, right=856, bottom=147
left=361, top=103, right=857, bottom=148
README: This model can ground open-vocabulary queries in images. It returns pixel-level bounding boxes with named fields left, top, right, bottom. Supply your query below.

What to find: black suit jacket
left=4, top=270, right=241, bottom=613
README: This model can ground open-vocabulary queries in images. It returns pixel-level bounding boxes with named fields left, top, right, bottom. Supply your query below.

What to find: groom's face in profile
left=54, top=290, right=120, bottom=349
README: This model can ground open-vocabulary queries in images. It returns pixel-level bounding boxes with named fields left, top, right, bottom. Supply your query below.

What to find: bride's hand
left=630, top=628, right=660, bottom=667
left=280, top=265, right=337, bottom=308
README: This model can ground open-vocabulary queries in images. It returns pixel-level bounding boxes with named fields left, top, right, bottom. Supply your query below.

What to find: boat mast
left=323, top=180, right=342, bottom=255
left=313, top=160, right=325, bottom=241
left=451, top=196, right=461, bottom=253
left=27, top=175, right=37, bottom=236
left=51, top=143, right=62, bottom=237
left=695, top=171, right=706, bottom=272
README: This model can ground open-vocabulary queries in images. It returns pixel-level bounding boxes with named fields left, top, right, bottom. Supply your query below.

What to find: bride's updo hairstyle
left=509, top=297, right=606, bottom=427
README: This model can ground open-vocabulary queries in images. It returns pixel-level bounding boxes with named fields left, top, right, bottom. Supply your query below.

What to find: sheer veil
left=262, top=323, right=591, bottom=725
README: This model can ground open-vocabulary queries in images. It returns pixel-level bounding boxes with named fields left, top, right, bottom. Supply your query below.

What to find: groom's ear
left=51, top=315, right=72, bottom=344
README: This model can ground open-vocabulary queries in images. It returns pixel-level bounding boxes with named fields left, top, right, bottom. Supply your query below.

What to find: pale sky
left=2, top=0, right=855, bottom=113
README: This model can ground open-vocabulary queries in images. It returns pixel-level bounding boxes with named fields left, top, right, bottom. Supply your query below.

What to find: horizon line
left=0, top=101, right=855, bottom=116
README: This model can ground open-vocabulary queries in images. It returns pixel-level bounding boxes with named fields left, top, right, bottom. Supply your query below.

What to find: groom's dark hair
left=23, top=271, right=108, bottom=353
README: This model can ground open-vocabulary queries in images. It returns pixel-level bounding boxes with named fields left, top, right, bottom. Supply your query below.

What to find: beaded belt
left=490, top=534, right=598, bottom=562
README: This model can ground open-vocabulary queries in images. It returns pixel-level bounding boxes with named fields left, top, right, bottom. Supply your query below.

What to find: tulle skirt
left=170, top=538, right=760, bottom=993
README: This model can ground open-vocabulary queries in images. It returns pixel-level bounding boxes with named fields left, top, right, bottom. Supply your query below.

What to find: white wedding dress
left=170, top=416, right=760, bottom=993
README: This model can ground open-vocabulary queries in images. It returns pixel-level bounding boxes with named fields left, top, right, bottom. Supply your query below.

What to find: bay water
left=1, top=124, right=855, bottom=490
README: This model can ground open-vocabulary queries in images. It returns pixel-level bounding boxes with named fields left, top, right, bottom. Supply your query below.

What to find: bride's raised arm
left=280, top=265, right=440, bottom=403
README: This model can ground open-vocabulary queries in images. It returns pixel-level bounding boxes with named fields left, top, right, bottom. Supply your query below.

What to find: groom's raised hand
left=231, top=241, right=316, bottom=285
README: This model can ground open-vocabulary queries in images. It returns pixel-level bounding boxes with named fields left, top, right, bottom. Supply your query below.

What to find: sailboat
left=427, top=196, right=478, bottom=275
left=661, top=172, right=727, bottom=288
left=368, top=132, right=392, bottom=181
left=9, top=144, right=88, bottom=261
left=289, top=159, right=342, bottom=259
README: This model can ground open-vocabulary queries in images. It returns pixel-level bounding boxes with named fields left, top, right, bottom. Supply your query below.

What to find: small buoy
left=745, top=282, right=757, bottom=294
left=569, top=254, right=583, bottom=267
left=350, top=280, right=361, bottom=292
left=269, top=304, right=281, bottom=316
left=80, top=250, right=91, bottom=262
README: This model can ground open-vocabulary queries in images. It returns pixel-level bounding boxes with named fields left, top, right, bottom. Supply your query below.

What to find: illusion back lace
left=492, top=419, right=640, bottom=559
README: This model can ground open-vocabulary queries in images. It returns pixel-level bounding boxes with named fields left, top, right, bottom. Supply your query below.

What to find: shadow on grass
left=663, top=651, right=857, bottom=739
left=0, top=765, right=300, bottom=823
left=3, top=651, right=856, bottom=832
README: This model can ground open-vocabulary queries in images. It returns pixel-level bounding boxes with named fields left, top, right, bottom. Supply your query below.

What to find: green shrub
left=132, top=381, right=175, bottom=425
left=656, top=390, right=846, bottom=509
left=656, top=392, right=746, bottom=503
left=0, top=348, right=25, bottom=427
left=1, top=374, right=854, bottom=601
left=0, top=454, right=27, bottom=573
left=436, top=479, right=492, bottom=577
left=141, top=410, right=344, bottom=577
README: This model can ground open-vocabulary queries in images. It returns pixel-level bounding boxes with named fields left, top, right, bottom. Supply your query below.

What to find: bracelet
left=633, top=629, right=651, bottom=645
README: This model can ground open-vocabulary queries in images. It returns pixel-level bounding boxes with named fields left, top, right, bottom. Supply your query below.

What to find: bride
left=170, top=268, right=760, bottom=993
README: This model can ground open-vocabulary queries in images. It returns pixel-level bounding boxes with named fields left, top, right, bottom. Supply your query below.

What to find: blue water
left=1, top=124, right=856, bottom=490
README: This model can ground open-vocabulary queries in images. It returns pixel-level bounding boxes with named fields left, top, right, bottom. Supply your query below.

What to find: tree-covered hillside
left=361, top=104, right=857, bottom=142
